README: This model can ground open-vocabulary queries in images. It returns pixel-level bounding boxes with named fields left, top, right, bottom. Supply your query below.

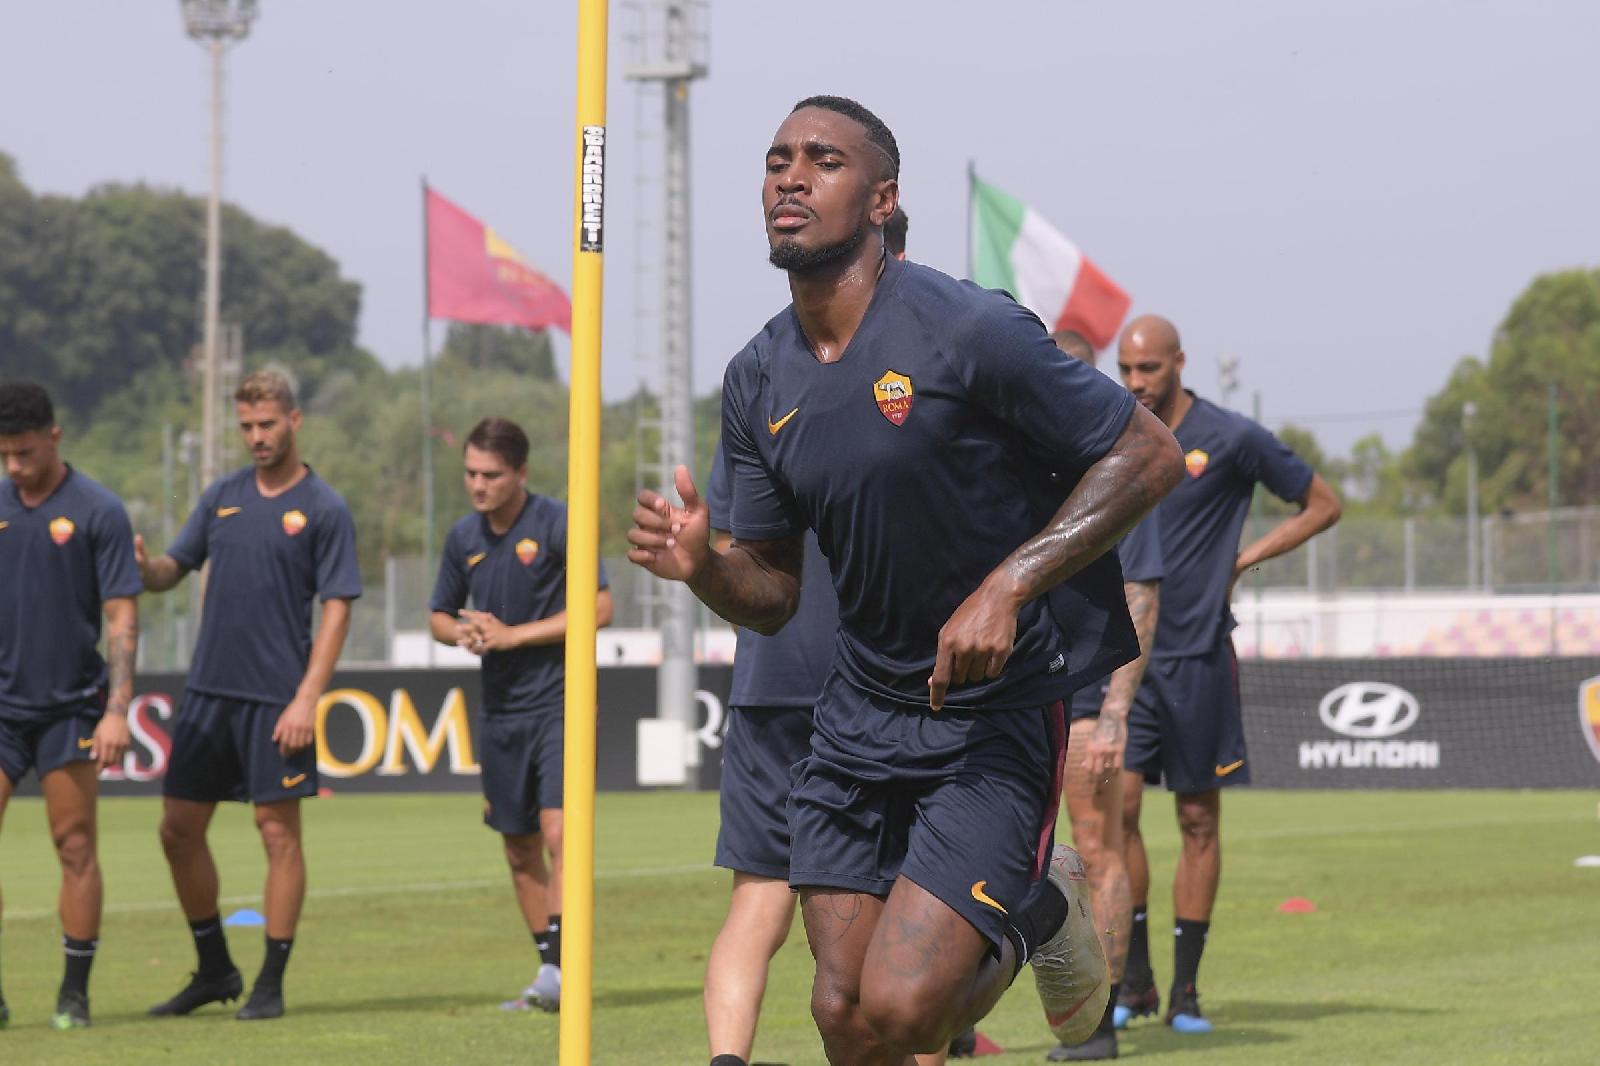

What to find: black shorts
left=714, top=704, right=814, bottom=880
left=788, top=675, right=1068, bottom=952
left=1124, top=637, right=1248, bottom=793
left=163, top=693, right=319, bottom=805
left=1068, top=680, right=1108, bottom=722
left=0, top=701, right=102, bottom=786
left=479, top=711, right=563, bottom=836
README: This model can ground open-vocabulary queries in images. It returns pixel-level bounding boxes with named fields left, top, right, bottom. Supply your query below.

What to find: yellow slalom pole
left=562, top=1, right=607, bottom=1063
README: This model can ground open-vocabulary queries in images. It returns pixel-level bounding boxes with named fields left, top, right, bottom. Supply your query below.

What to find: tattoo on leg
left=880, top=911, right=942, bottom=980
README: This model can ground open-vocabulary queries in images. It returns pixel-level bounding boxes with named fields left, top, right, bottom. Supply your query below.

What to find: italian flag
left=970, top=173, right=1131, bottom=350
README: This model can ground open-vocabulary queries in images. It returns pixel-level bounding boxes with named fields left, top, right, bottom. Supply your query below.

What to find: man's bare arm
left=1235, top=472, right=1342, bottom=580
left=300, top=597, right=354, bottom=700
left=626, top=465, right=803, bottom=635
left=102, top=596, right=139, bottom=716
left=1099, top=579, right=1159, bottom=725
left=133, top=534, right=186, bottom=593
left=929, top=405, right=1183, bottom=708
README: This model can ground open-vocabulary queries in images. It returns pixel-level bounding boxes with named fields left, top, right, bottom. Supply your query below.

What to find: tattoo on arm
left=689, top=534, right=804, bottom=635
left=105, top=599, right=139, bottom=714
left=997, top=407, right=1183, bottom=605
left=1098, top=580, right=1159, bottom=723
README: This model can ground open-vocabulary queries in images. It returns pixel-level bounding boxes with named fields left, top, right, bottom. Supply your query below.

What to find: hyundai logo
left=1318, top=682, right=1420, bottom=738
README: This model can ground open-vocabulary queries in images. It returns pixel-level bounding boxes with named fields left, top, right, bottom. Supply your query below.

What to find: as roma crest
left=49, top=516, right=76, bottom=545
left=281, top=510, right=308, bottom=537
left=1185, top=448, right=1210, bottom=478
left=516, top=538, right=539, bottom=566
left=1581, top=676, right=1600, bottom=767
left=873, top=370, right=914, bottom=426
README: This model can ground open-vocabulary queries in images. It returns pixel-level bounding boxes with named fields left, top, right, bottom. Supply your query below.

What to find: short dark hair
left=791, top=95, right=899, bottom=180
left=884, top=206, right=909, bottom=256
left=0, top=381, right=55, bottom=435
left=465, top=416, right=529, bottom=470
left=1050, top=329, right=1095, bottom=364
left=235, top=368, right=298, bottom=411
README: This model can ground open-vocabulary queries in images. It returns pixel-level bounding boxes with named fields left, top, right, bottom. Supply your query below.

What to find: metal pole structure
left=1464, top=401, right=1478, bottom=588
left=966, top=158, right=976, bottom=279
left=563, top=0, right=608, bottom=1058
left=626, top=1, right=708, bottom=780
left=202, top=37, right=223, bottom=493
left=162, top=424, right=177, bottom=668
left=1548, top=382, right=1559, bottom=653
left=420, top=178, right=436, bottom=666
left=1252, top=391, right=1264, bottom=656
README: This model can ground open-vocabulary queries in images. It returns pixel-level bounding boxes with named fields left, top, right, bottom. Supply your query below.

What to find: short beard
left=769, top=221, right=865, bottom=274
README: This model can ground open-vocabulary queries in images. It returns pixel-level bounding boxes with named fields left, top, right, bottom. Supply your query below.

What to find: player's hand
left=626, top=465, right=712, bottom=584
left=451, top=614, right=483, bottom=655
left=133, top=534, right=152, bottom=584
left=91, top=712, right=131, bottom=773
left=459, top=609, right=512, bottom=653
left=928, top=581, right=1020, bottom=712
left=272, top=695, right=317, bottom=756
left=1084, top=713, right=1126, bottom=778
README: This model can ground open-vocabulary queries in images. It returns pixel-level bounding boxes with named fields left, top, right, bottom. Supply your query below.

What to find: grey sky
left=3, top=1, right=1595, bottom=455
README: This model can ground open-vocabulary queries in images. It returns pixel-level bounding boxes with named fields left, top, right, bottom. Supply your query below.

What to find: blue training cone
left=223, top=908, right=266, bottom=928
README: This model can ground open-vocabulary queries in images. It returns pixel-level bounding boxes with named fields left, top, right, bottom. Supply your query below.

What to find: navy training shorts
left=479, top=710, right=563, bottom=836
left=0, top=699, right=103, bottom=786
left=1124, top=636, right=1248, bottom=793
left=788, top=673, right=1068, bottom=952
left=714, top=703, right=814, bottom=880
left=163, top=692, right=319, bottom=805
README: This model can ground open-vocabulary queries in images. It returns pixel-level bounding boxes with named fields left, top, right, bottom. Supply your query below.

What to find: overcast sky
left=3, top=0, right=1595, bottom=455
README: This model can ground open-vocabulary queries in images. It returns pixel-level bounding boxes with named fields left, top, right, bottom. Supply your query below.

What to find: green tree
left=438, top=323, right=556, bottom=380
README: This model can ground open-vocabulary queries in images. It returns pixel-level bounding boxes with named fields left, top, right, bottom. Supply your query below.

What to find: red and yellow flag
left=426, top=187, right=571, bottom=333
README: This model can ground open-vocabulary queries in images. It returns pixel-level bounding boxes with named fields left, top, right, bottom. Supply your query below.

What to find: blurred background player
left=429, top=416, right=613, bottom=1013
left=136, top=369, right=361, bottom=1021
left=883, top=205, right=908, bottom=260
left=0, top=381, right=141, bottom=1030
left=1113, top=315, right=1341, bottom=1034
left=630, top=95, right=1181, bottom=1063
left=1039, top=332, right=1163, bottom=1062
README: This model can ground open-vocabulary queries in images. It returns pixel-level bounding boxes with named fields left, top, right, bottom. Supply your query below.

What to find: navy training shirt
left=169, top=467, right=362, bottom=704
left=430, top=493, right=610, bottom=716
left=0, top=468, right=142, bottom=721
left=706, top=441, right=837, bottom=710
left=1155, top=393, right=1314, bottom=658
left=720, top=256, right=1137, bottom=711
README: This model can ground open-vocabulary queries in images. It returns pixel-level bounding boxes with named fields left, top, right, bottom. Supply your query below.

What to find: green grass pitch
left=0, top=790, right=1595, bottom=1064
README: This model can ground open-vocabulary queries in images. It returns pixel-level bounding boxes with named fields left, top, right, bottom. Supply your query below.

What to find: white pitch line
left=2, top=861, right=711, bottom=923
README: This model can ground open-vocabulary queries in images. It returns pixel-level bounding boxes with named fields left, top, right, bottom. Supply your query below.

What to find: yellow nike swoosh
left=1215, top=759, right=1245, bottom=777
left=281, top=773, right=307, bottom=788
left=0, top=521, right=9, bottom=531
left=216, top=506, right=242, bottom=518
left=467, top=552, right=487, bottom=568
left=767, top=407, right=799, bottom=435
left=78, top=737, right=96, bottom=750
left=970, top=880, right=1008, bottom=915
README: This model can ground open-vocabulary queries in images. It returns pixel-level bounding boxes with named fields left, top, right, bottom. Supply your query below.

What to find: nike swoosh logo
left=216, top=506, right=242, bottom=518
left=1215, top=759, right=1245, bottom=777
left=767, top=407, right=799, bottom=435
left=1044, top=979, right=1104, bottom=1028
left=467, top=552, right=487, bottom=568
left=78, top=737, right=96, bottom=749
left=281, top=773, right=307, bottom=788
left=0, top=521, right=8, bottom=531
left=970, top=880, right=1008, bottom=915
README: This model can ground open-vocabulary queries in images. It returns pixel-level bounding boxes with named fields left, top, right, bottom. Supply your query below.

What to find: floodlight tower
left=626, top=1, right=708, bottom=773
left=180, top=0, right=258, bottom=492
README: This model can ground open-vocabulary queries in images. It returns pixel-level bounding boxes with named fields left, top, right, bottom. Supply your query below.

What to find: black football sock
left=1096, top=982, right=1120, bottom=1034
left=710, top=1057, right=748, bottom=1066
left=1171, top=918, right=1210, bottom=994
left=545, top=914, right=562, bottom=967
left=256, top=936, right=293, bottom=990
left=189, top=915, right=235, bottom=977
left=534, top=927, right=553, bottom=967
left=1124, top=905, right=1151, bottom=985
left=1003, top=880, right=1069, bottom=979
left=61, top=936, right=97, bottom=998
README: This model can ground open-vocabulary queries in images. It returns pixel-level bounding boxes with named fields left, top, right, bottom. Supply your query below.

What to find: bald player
left=1113, top=316, right=1340, bottom=1034
left=1040, top=330, right=1161, bottom=1062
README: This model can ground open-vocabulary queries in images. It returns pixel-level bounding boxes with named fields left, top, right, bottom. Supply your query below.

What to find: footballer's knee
left=810, top=975, right=860, bottom=1046
left=859, top=979, right=950, bottom=1054
left=159, top=812, right=202, bottom=859
left=502, top=834, right=545, bottom=877
left=254, top=812, right=301, bottom=862
left=1175, top=793, right=1219, bottom=847
left=53, top=822, right=97, bottom=879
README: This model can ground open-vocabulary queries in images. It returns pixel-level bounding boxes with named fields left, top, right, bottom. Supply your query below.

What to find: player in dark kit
left=1041, top=332, right=1163, bottom=1062
left=629, top=96, right=1184, bottom=1064
left=0, top=381, right=141, bottom=1030
left=430, top=417, right=613, bottom=1013
left=137, top=370, right=361, bottom=1021
left=1112, top=315, right=1340, bottom=1034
